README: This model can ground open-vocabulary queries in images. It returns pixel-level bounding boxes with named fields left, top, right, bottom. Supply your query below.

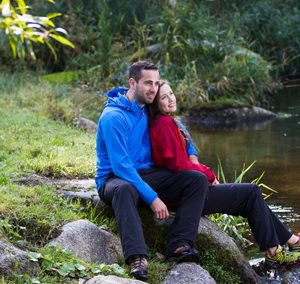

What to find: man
left=96, top=61, right=206, bottom=281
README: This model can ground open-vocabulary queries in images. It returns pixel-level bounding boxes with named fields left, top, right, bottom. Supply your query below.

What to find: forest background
left=1, top=0, right=300, bottom=120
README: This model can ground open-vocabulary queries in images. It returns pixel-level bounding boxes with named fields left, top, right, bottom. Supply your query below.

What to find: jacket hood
left=106, top=88, right=143, bottom=112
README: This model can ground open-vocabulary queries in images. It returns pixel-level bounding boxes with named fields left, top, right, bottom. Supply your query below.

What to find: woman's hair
left=149, top=79, right=175, bottom=119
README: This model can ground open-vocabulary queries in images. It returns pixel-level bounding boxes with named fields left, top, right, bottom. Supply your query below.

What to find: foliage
left=0, top=0, right=74, bottom=60
left=2, top=0, right=299, bottom=108
left=207, top=47, right=272, bottom=106
left=19, top=246, right=128, bottom=283
left=234, top=0, right=300, bottom=76
left=211, top=160, right=277, bottom=248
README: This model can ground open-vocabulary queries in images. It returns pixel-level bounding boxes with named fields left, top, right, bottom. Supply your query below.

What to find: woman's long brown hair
left=149, top=80, right=189, bottom=144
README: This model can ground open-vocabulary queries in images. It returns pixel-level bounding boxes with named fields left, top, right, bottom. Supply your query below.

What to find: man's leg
left=140, top=168, right=208, bottom=255
left=202, top=183, right=292, bottom=251
left=101, top=177, right=147, bottom=262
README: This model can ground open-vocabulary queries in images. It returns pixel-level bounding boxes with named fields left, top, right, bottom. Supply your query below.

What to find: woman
left=149, top=80, right=300, bottom=267
left=149, top=80, right=218, bottom=186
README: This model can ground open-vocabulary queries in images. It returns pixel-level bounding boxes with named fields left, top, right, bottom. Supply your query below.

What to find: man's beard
left=135, top=90, right=155, bottom=105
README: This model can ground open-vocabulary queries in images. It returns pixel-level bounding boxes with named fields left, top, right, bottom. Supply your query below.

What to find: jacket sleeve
left=100, top=111, right=158, bottom=205
left=175, top=120, right=198, bottom=156
left=152, top=117, right=217, bottom=182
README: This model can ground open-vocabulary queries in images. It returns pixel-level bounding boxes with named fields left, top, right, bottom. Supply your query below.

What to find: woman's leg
left=202, top=183, right=292, bottom=251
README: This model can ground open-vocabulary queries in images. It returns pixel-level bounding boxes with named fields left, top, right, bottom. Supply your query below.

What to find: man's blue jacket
left=95, top=88, right=158, bottom=205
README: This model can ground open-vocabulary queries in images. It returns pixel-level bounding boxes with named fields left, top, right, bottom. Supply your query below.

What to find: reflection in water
left=188, top=87, right=300, bottom=231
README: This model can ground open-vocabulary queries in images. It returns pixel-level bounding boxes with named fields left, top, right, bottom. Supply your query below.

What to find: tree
left=0, top=0, right=74, bottom=60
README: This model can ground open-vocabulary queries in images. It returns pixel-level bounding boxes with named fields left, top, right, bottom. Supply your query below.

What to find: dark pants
left=100, top=168, right=292, bottom=262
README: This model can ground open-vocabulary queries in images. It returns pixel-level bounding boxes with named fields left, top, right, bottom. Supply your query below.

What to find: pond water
left=188, top=87, right=300, bottom=232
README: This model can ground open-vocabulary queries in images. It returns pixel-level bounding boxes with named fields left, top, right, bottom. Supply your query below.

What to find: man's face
left=134, top=70, right=160, bottom=106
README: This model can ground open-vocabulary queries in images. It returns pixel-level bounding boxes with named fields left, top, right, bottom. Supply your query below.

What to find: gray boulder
left=55, top=178, right=103, bottom=208
left=47, top=220, right=122, bottom=264
left=164, top=263, right=216, bottom=284
left=187, top=105, right=277, bottom=130
left=198, top=217, right=262, bottom=283
left=0, top=239, right=40, bottom=278
left=282, top=267, right=300, bottom=284
left=15, top=175, right=104, bottom=208
left=73, top=116, right=98, bottom=133
left=80, top=275, right=145, bottom=284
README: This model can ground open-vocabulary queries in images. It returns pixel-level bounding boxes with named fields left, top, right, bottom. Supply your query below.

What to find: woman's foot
left=289, top=233, right=300, bottom=252
left=265, top=245, right=300, bottom=268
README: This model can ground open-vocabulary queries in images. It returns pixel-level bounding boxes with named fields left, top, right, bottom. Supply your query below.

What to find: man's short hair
left=129, top=61, right=158, bottom=82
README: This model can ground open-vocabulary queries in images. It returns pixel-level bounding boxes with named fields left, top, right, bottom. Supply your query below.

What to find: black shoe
left=129, top=254, right=148, bottom=282
left=166, top=244, right=199, bottom=263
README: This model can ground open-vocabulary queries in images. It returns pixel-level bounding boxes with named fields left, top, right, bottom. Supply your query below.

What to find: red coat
left=149, top=115, right=217, bottom=183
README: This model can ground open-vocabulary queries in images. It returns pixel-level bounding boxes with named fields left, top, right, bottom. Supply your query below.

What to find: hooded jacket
left=95, top=88, right=158, bottom=205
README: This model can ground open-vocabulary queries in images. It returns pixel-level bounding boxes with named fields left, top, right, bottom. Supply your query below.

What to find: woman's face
left=157, top=84, right=177, bottom=115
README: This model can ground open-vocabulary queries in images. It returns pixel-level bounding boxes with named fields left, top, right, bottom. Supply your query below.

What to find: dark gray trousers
left=99, top=168, right=292, bottom=262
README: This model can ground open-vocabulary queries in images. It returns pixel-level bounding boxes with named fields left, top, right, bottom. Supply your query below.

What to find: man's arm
left=101, top=111, right=158, bottom=205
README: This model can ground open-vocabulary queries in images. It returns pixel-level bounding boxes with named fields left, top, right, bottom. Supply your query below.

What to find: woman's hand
left=209, top=178, right=220, bottom=186
left=150, top=197, right=169, bottom=220
left=189, top=155, right=199, bottom=164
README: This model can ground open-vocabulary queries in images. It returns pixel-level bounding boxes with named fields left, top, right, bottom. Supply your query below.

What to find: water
left=188, top=87, right=300, bottom=232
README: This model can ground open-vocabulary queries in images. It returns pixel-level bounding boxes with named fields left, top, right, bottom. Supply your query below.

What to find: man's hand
left=150, top=198, right=169, bottom=220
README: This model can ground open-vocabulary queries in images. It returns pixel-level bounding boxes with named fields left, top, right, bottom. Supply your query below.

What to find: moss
left=190, top=99, right=249, bottom=112
left=199, top=249, right=241, bottom=284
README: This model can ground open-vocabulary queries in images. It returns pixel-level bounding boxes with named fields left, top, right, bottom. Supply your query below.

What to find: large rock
left=47, top=220, right=122, bottom=265
left=0, top=239, right=40, bottom=278
left=164, top=263, right=216, bottom=284
left=197, top=217, right=262, bottom=283
left=80, top=275, right=145, bottom=284
left=73, top=116, right=98, bottom=133
left=187, top=105, right=277, bottom=129
left=281, top=267, right=300, bottom=284
left=15, top=175, right=104, bottom=208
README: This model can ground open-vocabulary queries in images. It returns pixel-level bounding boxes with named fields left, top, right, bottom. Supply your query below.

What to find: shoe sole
left=167, top=253, right=199, bottom=263
left=289, top=247, right=300, bottom=252
left=130, top=272, right=148, bottom=282
left=265, top=260, right=300, bottom=269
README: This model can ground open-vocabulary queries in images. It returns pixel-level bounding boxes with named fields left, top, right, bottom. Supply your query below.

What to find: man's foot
left=265, top=245, right=300, bottom=268
left=129, top=255, right=148, bottom=282
left=289, top=233, right=300, bottom=252
left=166, top=244, right=199, bottom=263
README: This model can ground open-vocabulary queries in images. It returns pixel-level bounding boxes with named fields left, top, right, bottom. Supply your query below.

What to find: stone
left=197, top=217, right=262, bottom=283
left=54, top=179, right=105, bottom=208
left=47, top=220, right=122, bottom=265
left=73, top=116, right=98, bottom=133
left=80, top=275, right=144, bottom=284
left=282, top=267, right=300, bottom=284
left=15, top=175, right=105, bottom=208
left=0, top=239, right=40, bottom=278
left=164, top=263, right=216, bottom=284
left=81, top=275, right=145, bottom=284
left=187, top=105, right=277, bottom=130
